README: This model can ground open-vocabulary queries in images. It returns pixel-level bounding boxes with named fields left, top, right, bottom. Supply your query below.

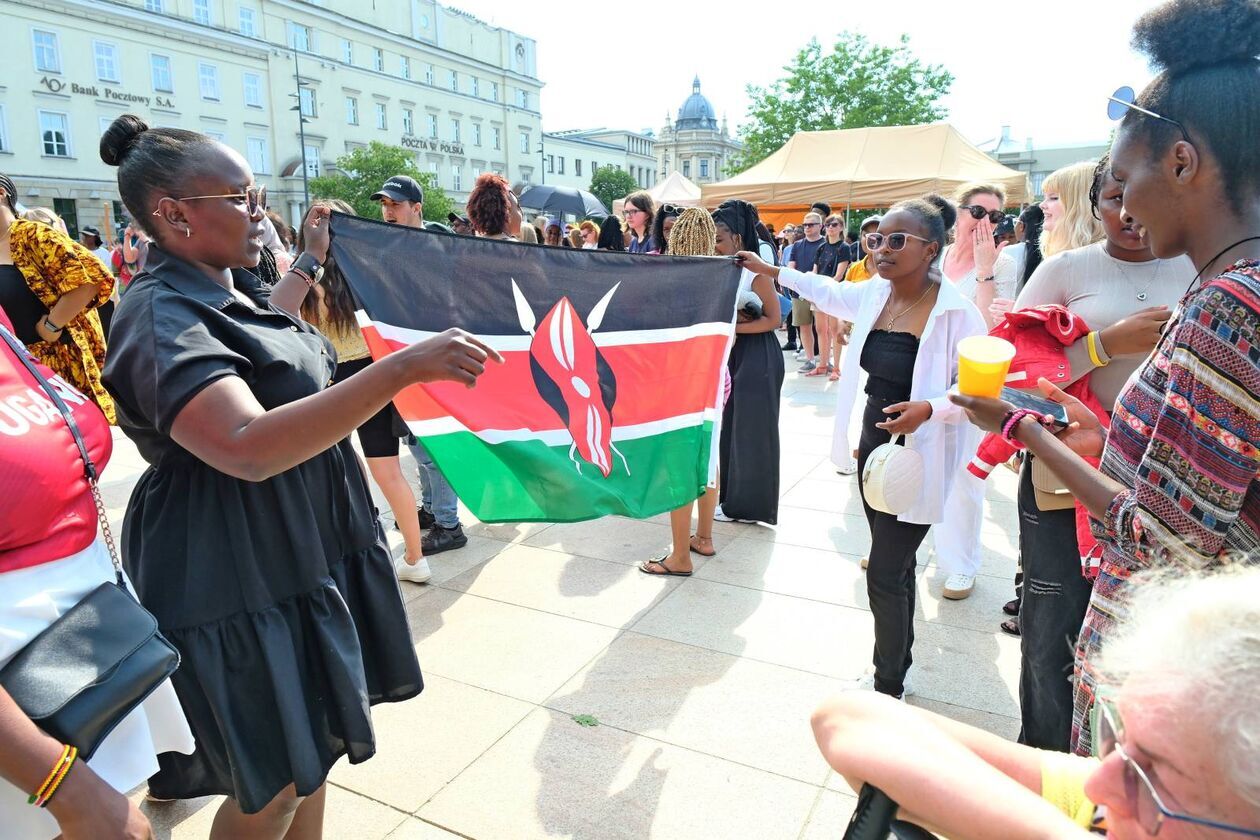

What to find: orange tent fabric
left=703, top=124, right=1032, bottom=224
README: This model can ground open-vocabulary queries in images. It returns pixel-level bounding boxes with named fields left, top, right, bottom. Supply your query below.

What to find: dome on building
left=675, top=76, right=718, bottom=131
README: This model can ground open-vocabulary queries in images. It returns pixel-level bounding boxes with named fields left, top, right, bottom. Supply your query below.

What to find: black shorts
left=332, top=357, right=403, bottom=458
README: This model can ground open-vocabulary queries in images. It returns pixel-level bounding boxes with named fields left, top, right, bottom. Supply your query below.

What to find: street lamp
left=287, top=49, right=311, bottom=211
left=537, top=137, right=545, bottom=185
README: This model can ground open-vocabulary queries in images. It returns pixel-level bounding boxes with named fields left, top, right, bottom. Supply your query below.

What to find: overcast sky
left=472, top=0, right=1162, bottom=149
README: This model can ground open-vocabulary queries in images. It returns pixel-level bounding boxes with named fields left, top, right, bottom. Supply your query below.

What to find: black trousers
left=857, top=399, right=930, bottom=697
left=1016, top=459, right=1095, bottom=750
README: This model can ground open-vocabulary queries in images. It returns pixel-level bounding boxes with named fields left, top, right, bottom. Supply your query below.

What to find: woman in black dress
left=711, top=200, right=784, bottom=524
left=98, top=115, right=499, bottom=838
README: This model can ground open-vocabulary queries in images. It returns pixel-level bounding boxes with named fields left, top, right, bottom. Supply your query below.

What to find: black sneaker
left=395, top=507, right=437, bottom=532
left=422, top=524, right=467, bottom=555
left=781, top=342, right=798, bottom=351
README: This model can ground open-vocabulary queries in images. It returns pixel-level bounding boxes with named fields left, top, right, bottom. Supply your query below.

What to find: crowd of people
left=1, top=0, right=1258, bottom=836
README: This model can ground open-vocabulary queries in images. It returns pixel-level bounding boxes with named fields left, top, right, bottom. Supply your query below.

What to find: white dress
left=0, top=539, right=194, bottom=840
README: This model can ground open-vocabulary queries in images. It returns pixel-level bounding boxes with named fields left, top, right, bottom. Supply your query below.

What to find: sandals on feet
left=689, top=535, right=716, bottom=556
left=639, top=557, right=693, bottom=577
left=1003, top=598, right=1020, bottom=617
left=828, top=371, right=840, bottom=381
left=1000, top=616, right=1021, bottom=637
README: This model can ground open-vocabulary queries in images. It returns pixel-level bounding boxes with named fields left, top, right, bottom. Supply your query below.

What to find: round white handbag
left=861, top=435, right=924, bottom=516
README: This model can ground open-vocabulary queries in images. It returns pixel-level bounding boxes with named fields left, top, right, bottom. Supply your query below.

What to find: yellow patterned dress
left=8, top=220, right=116, bottom=422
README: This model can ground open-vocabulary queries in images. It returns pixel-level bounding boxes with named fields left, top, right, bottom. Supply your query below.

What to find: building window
left=198, top=63, right=220, bottom=100
left=144, top=0, right=163, bottom=10
left=304, top=145, right=320, bottom=178
left=192, top=0, right=211, bottom=25
left=699, top=159, right=709, bottom=179
left=472, top=123, right=481, bottom=147
left=448, top=69, right=457, bottom=91
left=402, top=108, right=414, bottom=135
left=375, top=103, right=387, bottom=130
left=238, top=7, right=256, bottom=36
left=450, top=119, right=459, bottom=142
left=32, top=29, right=61, bottom=73
left=399, top=56, right=410, bottom=79
left=424, top=63, right=434, bottom=85
left=452, top=165, right=461, bottom=192
left=490, top=81, right=499, bottom=101
left=345, top=96, right=358, bottom=125
left=575, top=159, right=582, bottom=178
left=520, top=132, right=529, bottom=154
left=93, top=41, right=120, bottom=82
left=39, top=111, right=71, bottom=157
left=298, top=87, right=316, bottom=117
left=53, top=198, right=79, bottom=238
left=243, top=73, right=262, bottom=108
left=545, top=155, right=553, bottom=174
left=0, top=105, right=10, bottom=153
left=150, top=54, right=173, bottom=92
left=372, top=47, right=383, bottom=72
left=246, top=136, right=269, bottom=174
left=288, top=22, right=311, bottom=52
left=492, top=126, right=501, bottom=150
left=516, top=89, right=528, bottom=109
left=471, top=77, right=479, bottom=97
left=682, top=160, right=691, bottom=178
left=426, top=113, right=437, bottom=138
left=341, top=38, right=352, bottom=64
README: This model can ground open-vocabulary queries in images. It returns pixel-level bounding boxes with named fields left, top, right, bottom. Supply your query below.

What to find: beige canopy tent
left=647, top=171, right=703, bottom=207
left=701, top=123, right=1032, bottom=230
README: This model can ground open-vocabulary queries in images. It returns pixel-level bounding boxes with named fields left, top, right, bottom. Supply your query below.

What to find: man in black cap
left=372, top=175, right=467, bottom=563
left=79, top=226, right=113, bottom=266
left=447, top=213, right=472, bottom=236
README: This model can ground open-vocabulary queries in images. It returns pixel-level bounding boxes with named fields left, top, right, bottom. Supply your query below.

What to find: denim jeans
left=407, top=440, right=460, bottom=529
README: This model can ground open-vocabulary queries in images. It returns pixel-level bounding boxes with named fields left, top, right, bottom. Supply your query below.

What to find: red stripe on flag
left=360, top=324, right=726, bottom=432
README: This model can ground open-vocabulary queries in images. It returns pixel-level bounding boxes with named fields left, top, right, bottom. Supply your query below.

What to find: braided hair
left=667, top=208, right=716, bottom=257
left=0, top=173, right=16, bottom=213
left=711, top=199, right=761, bottom=253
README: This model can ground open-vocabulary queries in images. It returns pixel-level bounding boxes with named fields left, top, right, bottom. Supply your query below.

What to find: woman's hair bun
left=99, top=113, right=150, bottom=167
left=921, top=193, right=957, bottom=232
left=1133, top=0, right=1260, bottom=75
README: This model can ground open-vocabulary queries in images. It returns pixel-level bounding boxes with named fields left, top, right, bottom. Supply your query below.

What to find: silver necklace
left=1108, top=246, right=1161, bottom=302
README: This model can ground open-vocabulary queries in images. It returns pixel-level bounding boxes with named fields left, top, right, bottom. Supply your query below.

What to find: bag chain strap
left=0, top=325, right=125, bottom=585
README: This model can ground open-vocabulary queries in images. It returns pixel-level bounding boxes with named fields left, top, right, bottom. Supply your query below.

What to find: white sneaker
left=942, top=574, right=976, bottom=600
left=855, top=671, right=914, bottom=699
left=835, top=458, right=858, bottom=476
left=395, top=555, right=432, bottom=584
left=712, top=505, right=754, bottom=524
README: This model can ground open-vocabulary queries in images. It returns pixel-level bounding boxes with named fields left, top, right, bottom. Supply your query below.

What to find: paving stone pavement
left=108, top=348, right=1022, bottom=839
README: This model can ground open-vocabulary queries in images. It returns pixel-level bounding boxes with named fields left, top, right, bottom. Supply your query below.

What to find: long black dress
left=718, top=304, right=785, bottom=524
left=102, top=246, right=422, bottom=814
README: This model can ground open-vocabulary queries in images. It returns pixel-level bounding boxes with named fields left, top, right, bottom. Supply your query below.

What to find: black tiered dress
left=102, top=246, right=422, bottom=814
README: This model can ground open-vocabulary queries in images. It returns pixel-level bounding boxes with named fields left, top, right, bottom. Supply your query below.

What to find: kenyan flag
left=329, top=213, right=742, bottom=523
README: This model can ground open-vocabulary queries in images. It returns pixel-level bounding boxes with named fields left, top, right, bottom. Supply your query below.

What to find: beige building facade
left=1, top=0, right=542, bottom=237
left=539, top=127, right=657, bottom=194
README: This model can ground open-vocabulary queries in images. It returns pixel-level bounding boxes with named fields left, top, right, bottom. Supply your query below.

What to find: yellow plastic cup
left=957, top=335, right=1016, bottom=398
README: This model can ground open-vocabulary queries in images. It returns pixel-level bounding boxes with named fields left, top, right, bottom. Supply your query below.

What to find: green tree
left=588, top=166, right=639, bottom=214
left=728, top=34, right=953, bottom=174
left=309, top=141, right=453, bottom=221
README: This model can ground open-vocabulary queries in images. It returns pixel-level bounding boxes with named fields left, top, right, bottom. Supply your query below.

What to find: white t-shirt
left=940, top=244, right=1017, bottom=303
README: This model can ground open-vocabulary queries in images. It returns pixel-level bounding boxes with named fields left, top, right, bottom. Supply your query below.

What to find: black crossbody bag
left=0, top=326, right=180, bottom=760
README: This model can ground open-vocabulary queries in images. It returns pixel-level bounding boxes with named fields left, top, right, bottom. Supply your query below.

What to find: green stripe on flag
left=421, top=422, right=715, bottom=523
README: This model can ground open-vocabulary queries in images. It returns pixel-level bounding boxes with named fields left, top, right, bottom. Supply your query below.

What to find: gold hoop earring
left=185, top=227, right=192, bottom=238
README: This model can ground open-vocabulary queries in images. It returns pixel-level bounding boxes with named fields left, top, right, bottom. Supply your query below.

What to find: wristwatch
left=292, top=251, right=325, bottom=285
left=42, top=316, right=64, bottom=334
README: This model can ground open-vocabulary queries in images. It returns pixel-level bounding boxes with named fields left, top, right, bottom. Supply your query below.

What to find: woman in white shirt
left=737, top=199, right=986, bottom=699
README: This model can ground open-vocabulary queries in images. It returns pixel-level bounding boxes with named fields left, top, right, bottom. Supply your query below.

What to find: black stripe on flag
left=329, top=212, right=743, bottom=334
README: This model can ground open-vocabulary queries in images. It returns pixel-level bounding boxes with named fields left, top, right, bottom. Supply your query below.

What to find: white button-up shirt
left=778, top=267, right=987, bottom=524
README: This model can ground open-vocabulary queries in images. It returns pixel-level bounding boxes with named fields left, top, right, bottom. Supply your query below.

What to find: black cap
left=448, top=212, right=470, bottom=224
left=371, top=175, right=424, bottom=204
left=80, top=226, right=102, bottom=245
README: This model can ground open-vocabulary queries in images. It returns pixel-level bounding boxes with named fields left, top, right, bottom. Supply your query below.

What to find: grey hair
left=1099, top=564, right=1260, bottom=809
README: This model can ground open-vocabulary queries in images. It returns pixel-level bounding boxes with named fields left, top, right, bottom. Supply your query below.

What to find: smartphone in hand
left=1000, top=387, right=1070, bottom=429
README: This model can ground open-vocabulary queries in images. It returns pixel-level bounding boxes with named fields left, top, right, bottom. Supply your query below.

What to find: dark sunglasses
left=960, top=205, right=1005, bottom=224
left=1107, top=85, right=1193, bottom=145
left=802, top=222, right=821, bottom=228
left=1094, top=695, right=1260, bottom=837
left=864, top=232, right=930, bottom=252
left=825, top=221, right=843, bottom=228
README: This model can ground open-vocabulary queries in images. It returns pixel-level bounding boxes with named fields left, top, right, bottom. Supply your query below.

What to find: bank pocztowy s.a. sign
left=38, top=76, right=174, bottom=109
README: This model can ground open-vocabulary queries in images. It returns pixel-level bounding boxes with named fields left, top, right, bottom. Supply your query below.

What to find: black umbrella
left=518, top=185, right=609, bottom=219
